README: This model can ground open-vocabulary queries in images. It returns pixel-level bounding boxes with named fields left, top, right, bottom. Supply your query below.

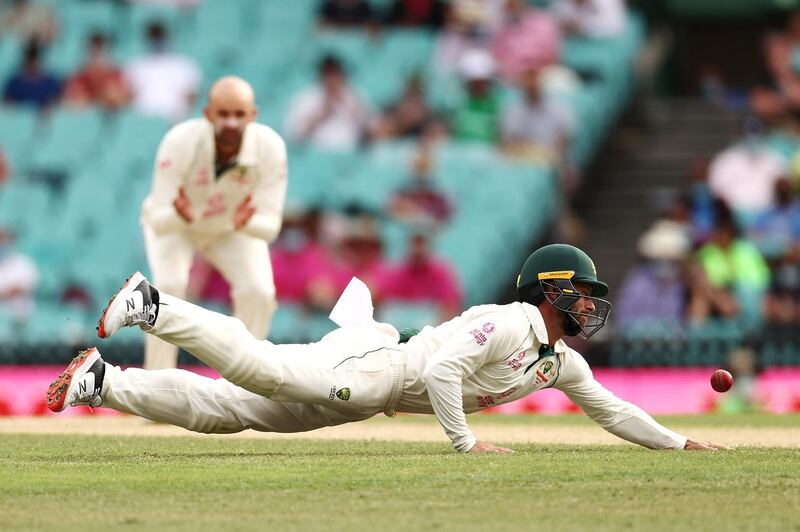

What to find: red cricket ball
left=711, top=369, right=734, bottom=393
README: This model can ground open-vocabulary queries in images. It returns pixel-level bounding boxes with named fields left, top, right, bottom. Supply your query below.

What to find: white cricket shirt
left=141, top=118, right=288, bottom=242
left=398, top=302, right=688, bottom=452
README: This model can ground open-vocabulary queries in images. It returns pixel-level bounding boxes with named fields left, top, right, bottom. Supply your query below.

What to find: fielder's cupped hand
left=234, top=195, right=256, bottom=230
left=468, top=441, right=514, bottom=454
left=683, top=438, right=731, bottom=451
left=173, top=187, right=194, bottom=223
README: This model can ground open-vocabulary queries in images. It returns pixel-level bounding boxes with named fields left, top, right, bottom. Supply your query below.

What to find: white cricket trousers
left=143, top=224, right=278, bottom=370
left=101, top=293, right=407, bottom=434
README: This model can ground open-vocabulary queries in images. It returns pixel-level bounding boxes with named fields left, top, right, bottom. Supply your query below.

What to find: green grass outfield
left=1, top=415, right=799, bottom=531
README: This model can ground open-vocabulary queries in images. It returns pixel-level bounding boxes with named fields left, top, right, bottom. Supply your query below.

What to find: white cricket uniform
left=101, top=279, right=687, bottom=452
left=140, top=117, right=288, bottom=370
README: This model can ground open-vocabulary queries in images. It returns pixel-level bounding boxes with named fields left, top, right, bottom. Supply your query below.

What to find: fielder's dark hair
left=517, top=283, right=545, bottom=306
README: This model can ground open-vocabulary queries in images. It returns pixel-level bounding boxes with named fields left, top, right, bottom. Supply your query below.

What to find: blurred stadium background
left=0, top=0, right=798, bottom=416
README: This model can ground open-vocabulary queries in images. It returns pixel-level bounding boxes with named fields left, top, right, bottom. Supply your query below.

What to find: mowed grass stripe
left=0, top=434, right=798, bottom=532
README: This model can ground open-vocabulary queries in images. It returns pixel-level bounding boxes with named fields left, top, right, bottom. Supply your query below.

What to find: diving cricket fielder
left=48, top=244, right=726, bottom=453
left=140, top=76, right=287, bottom=369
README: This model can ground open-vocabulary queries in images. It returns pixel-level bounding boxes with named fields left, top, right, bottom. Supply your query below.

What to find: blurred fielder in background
left=138, top=76, right=287, bottom=369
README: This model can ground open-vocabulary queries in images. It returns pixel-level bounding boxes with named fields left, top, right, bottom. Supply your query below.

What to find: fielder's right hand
left=468, top=441, right=514, bottom=454
left=173, top=187, right=194, bottom=223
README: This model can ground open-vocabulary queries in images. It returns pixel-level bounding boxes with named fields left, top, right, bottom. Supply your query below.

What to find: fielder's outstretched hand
left=468, top=441, right=514, bottom=454
left=684, top=438, right=730, bottom=450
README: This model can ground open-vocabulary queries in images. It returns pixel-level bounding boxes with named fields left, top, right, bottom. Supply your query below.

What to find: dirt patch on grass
left=2, top=416, right=798, bottom=447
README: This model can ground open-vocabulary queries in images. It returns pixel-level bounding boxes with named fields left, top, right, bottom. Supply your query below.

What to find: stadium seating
left=0, top=2, right=650, bottom=362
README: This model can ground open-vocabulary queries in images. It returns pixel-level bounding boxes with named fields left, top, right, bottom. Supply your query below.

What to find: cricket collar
left=520, top=302, right=568, bottom=354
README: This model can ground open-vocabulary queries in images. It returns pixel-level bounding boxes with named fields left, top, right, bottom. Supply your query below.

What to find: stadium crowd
left=0, top=0, right=628, bottom=330
left=618, top=11, right=800, bottom=338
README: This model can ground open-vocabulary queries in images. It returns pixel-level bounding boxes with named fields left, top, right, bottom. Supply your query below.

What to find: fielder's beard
left=563, top=311, right=582, bottom=337
left=214, top=119, right=245, bottom=149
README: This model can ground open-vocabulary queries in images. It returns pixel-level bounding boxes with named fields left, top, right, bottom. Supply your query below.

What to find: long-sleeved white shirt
left=397, top=302, right=688, bottom=452
left=141, top=118, right=288, bottom=242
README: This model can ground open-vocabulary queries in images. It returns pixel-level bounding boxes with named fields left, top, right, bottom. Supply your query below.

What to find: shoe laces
left=69, top=374, right=102, bottom=407
left=124, top=303, right=156, bottom=327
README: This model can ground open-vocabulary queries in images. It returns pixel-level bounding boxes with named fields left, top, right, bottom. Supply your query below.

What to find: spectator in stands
left=270, top=207, right=337, bottom=310
left=318, top=0, right=375, bottom=28
left=616, top=218, right=691, bottom=330
left=663, top=193, right=694, bottom=242
left=385, top=0, right=445, bottom=29
left=450, top=49, right=501, bottom=143
left=2, top=40, right=61, bottom=110
left=749, top=178, right=800, bottom=259
left=128, top=0, right=201, bottom=6
left=0, top=227, right=38, bottom=323
left=708, top=119, right=787, bottom=217
left=384, top=233, right=463, bottom=321
left=124, top=21, right=201, bottom=121
left=491, top=0, right=561, bottom=83
left=388, top=148, right=452, bottom=229
left=693, top=205, right=771, bottom=322
left=749, top=86, right=791, bottom=128
left=0, top=0, right=58, bottom=45
left=375, top=73, right=434, bottom=139
left=63, top=32, right=130, bottom=110
left=762, top=243, right=800, bottom=326
left=59, top=279, right=94, bottom=311
left=434, top=1, right=493, bottom=76
left=685, top=260, right=738, bottom=324
left=685, top=156, right=718, bottom=244
left=761, top=109, right=800, bottom=164
left=746, top=178, right=800, bottom=326
left=501, top=66, right=574, bottom=164
left=0, top=149, right=9, bottom=187
left=329, top=208, right=392, bottom=303
left=755, top=14, right=800, bottom=114
left=551, top=0, right=626, bottom=39
left=284, top=55, right=373, bottom=150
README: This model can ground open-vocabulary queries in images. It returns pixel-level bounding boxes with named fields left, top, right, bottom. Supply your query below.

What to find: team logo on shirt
left=230, top=167, right=250, bottom=184
left=542, top=361, right=554, bottom=374
left=335, top=388, right=351, bottom=401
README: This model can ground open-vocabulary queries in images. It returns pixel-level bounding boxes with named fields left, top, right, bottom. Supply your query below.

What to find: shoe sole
left=97, top=271, right=145, bottom=339
left=46, top=347, right=101, bottom=413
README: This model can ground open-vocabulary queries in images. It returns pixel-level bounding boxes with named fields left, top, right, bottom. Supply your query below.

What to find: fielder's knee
left=215, top=325, right=284, bottom=396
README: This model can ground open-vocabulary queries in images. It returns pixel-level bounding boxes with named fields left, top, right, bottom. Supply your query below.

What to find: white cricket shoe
left=97, top=271, right=159, bottom=339
left=46, top=347, right=106, bottom=412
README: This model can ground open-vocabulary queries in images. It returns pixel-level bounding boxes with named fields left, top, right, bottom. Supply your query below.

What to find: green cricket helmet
left=516, top=244, right=612, bottom=339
